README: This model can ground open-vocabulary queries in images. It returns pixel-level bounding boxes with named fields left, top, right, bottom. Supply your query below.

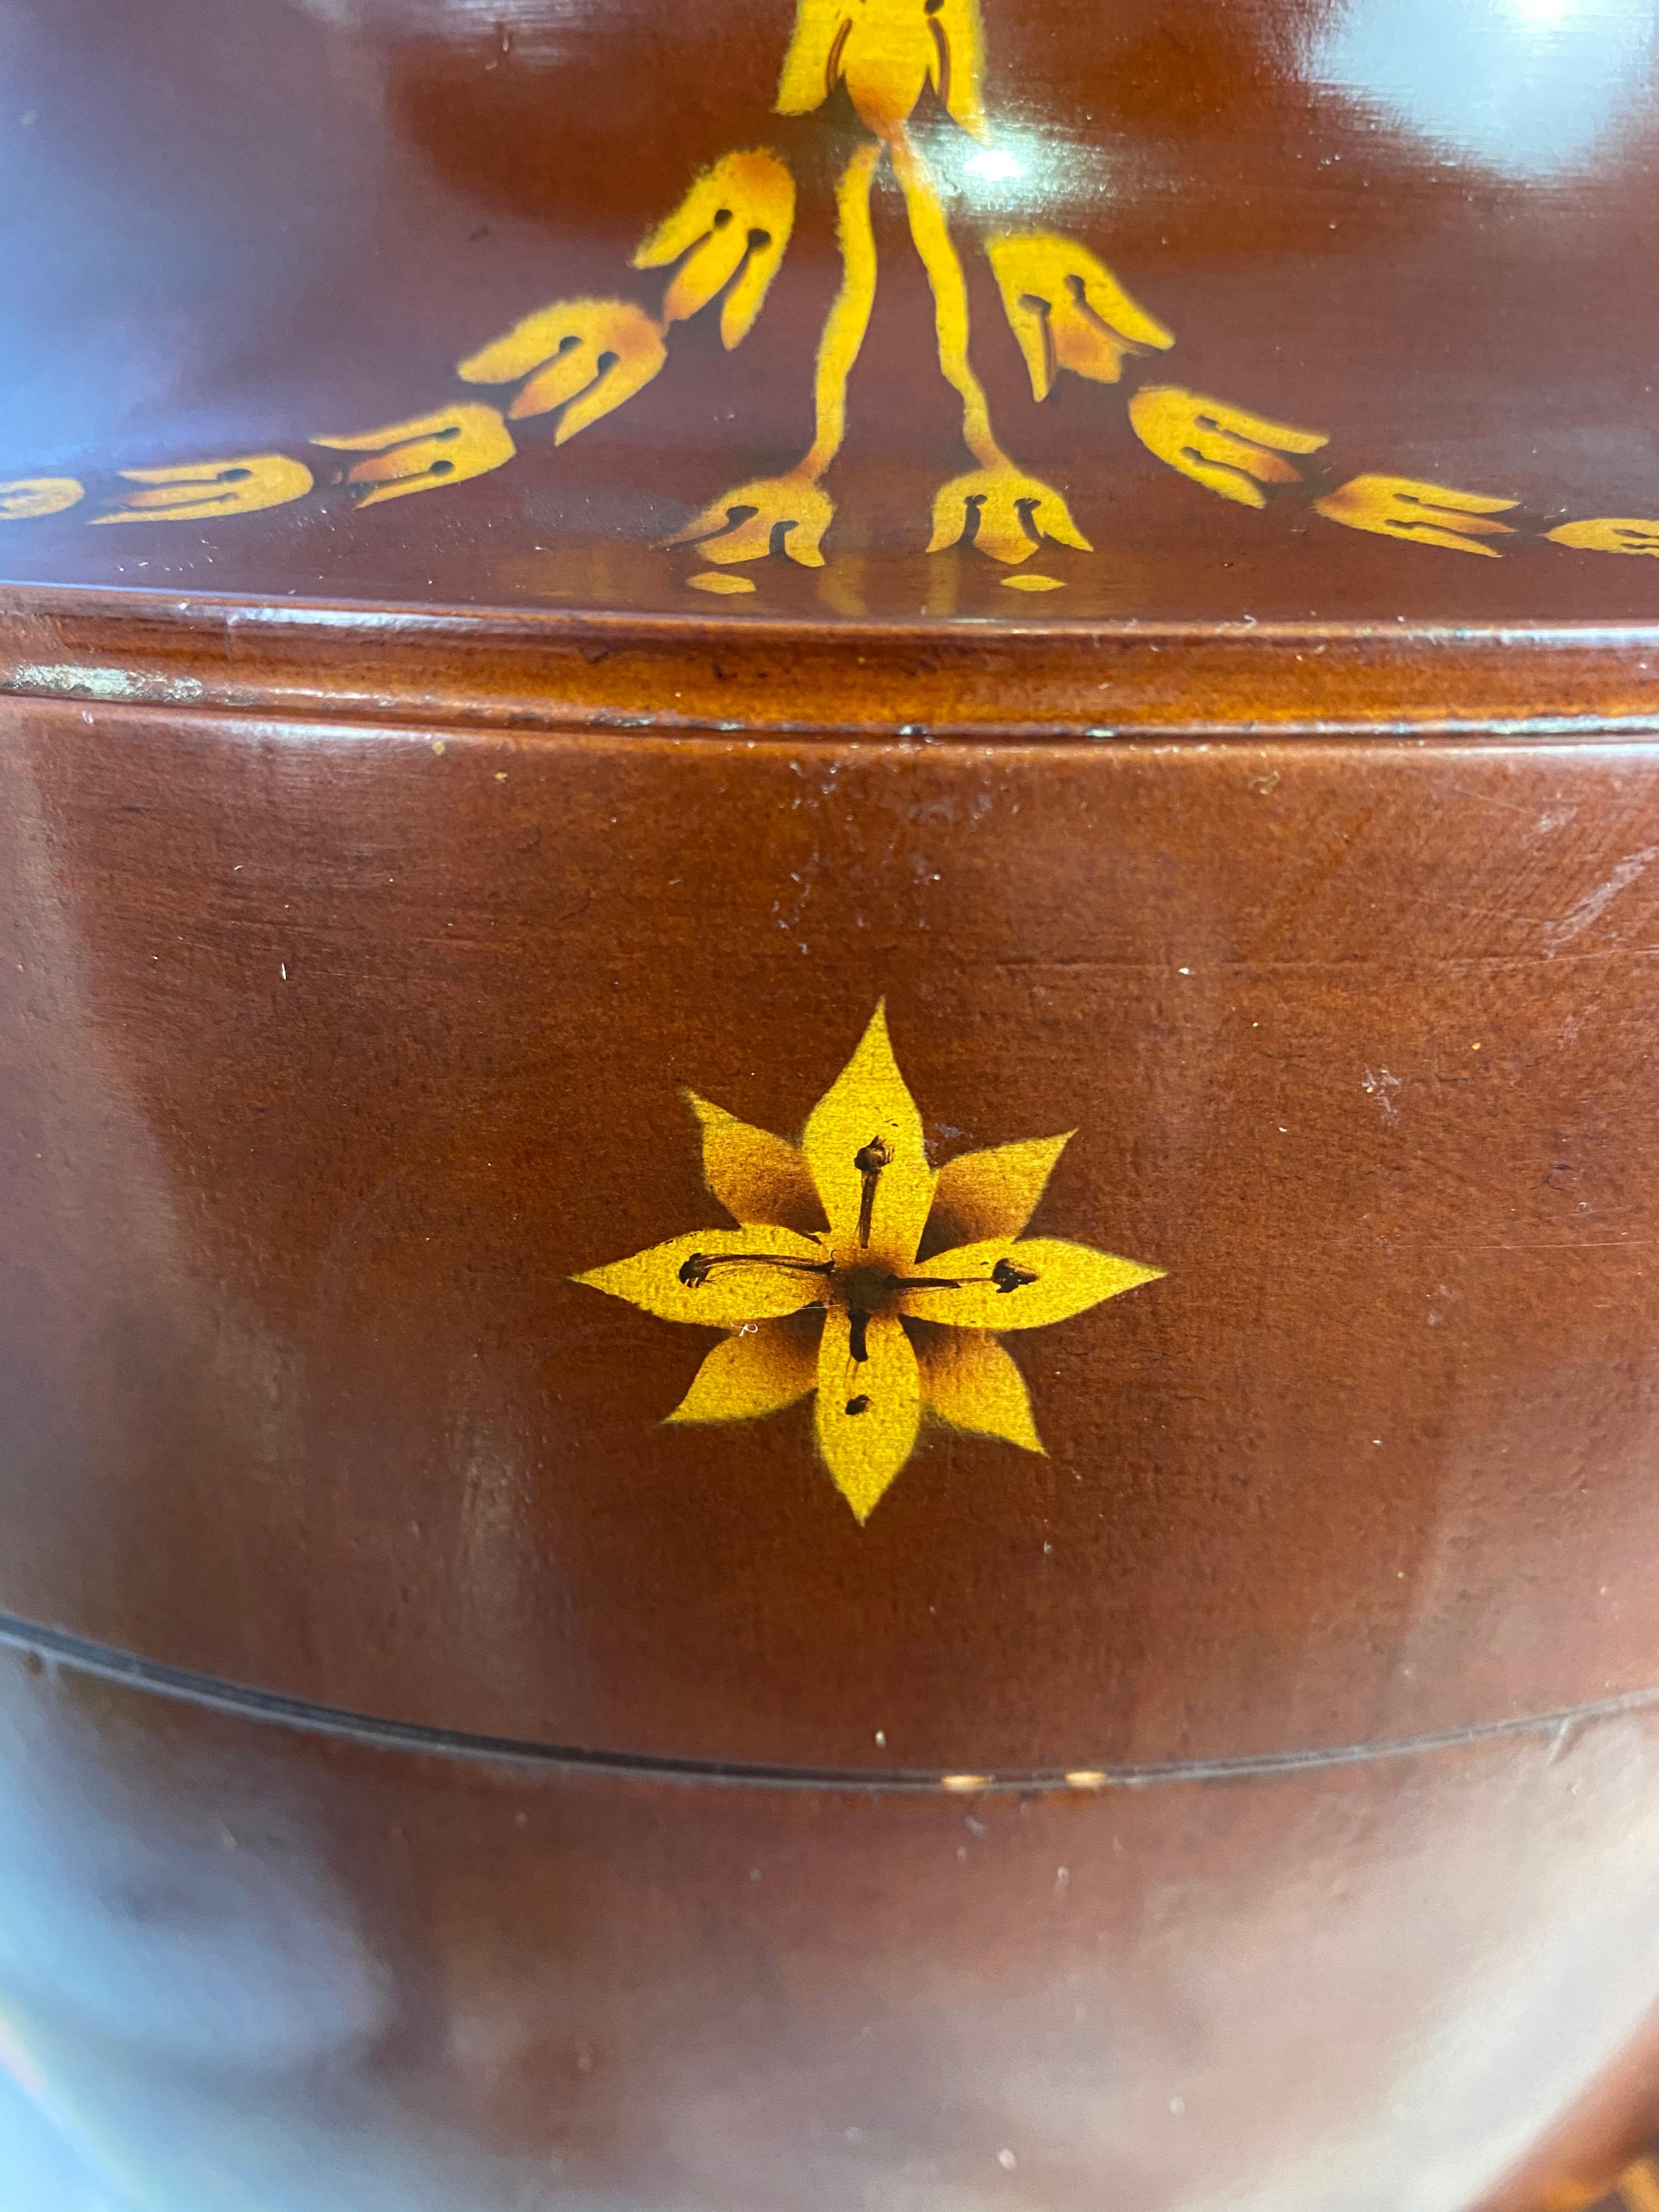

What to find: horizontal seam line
left=12, top=687, right=1659, bottom=750
left=1, top=1613, right=1654, bottom=1792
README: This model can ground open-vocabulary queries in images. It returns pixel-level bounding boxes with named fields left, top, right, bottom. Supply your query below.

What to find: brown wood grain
left=6, top=696, right=1659, bottom=1775
left=3, top=1640, right=1659, bottom=2212
left=6, top=1, right=1659, bottom=2202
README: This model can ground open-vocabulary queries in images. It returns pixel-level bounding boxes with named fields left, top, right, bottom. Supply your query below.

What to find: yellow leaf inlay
left=0, top=476, right=83, bottom=521
left=312, top=405, right=514, bottom=508
left=929, top=464, right=1092, bottom=566
left=666, top=471, right=834, bottom=568
left=815, top=1307, right=921, bottom=1522
left=634, top=150, right=796, bottom=351
left=91, top=453, right=313, bottom=525
left=898, top=1237, right=1163, bottom=1331
left=1548, top=517, right=1659, bottom=558
left=774, top=0, right=847, bottom=115
left=987, top=234, right=1174, bottom=400
left=685, top=1091, right=825, bottom=1234
left=573, top=1226, right=832, bottom=1328
left=918, top=1328, right=1043, bottom=1452
left=929, top=1132, right=1072, bottom=1246
left=456, top=301, right=667, bottom=443
left=801, top=1002, right=935, bottom=1266
left=1313, top=472, right=1517, bottom=557
left=667, top=1317, right=822, bottom=1425
left=1129, top=386, right=1328, bottom=510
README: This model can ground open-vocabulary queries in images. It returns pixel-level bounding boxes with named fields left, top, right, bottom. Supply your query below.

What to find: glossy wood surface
left=7, top=1, right=1659, bottom=2205
left=5, top=1641, right=1659, bottom=2212
left=2, top=0, right=1659, bottom=624
left=5, top=698, right=1659, bottom=1778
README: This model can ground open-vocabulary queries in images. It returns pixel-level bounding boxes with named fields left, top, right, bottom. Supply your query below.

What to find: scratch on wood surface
left=1362, top=1068, right=1402, bottom=1123
left=1551, top=845, right=1659, bottom=948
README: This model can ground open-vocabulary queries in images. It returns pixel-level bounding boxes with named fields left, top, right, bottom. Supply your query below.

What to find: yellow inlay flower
left=574, top=1005, right=1163, bottom=1523
left=776, top=0, right=988, bottom=143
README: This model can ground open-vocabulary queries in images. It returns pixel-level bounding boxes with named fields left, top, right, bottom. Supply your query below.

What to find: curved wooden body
left=4, top=0, right=1659, bottom=2204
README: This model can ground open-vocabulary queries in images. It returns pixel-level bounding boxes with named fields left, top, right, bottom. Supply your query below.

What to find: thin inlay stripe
left=0, top=1611, right=1655, bottom=1796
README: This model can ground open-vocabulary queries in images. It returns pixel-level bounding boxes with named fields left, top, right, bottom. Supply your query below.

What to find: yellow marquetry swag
left=2, top=1, right=1651, bottom=575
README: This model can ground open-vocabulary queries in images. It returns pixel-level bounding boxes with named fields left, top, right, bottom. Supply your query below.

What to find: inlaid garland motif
left=3, top=0, right=1656, bottom=584
left=574, top=1005, right=1162, bottom=1523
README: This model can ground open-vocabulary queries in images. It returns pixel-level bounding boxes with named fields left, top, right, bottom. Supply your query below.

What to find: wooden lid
left=2, top=0, right=1658, bottom=636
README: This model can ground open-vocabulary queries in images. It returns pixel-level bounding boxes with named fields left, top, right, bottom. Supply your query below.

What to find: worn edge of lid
left=3, top=583, right=1659, bottom=741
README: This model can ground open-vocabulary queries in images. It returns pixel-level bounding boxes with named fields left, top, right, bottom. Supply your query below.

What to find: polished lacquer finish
left=4, top=0, right=1659, bottom=621
left=3, top=2, right=1659, bottom=2208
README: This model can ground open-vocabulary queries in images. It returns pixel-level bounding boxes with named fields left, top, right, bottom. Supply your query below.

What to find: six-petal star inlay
left=573, top=1003, right=1164, bottom=1522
